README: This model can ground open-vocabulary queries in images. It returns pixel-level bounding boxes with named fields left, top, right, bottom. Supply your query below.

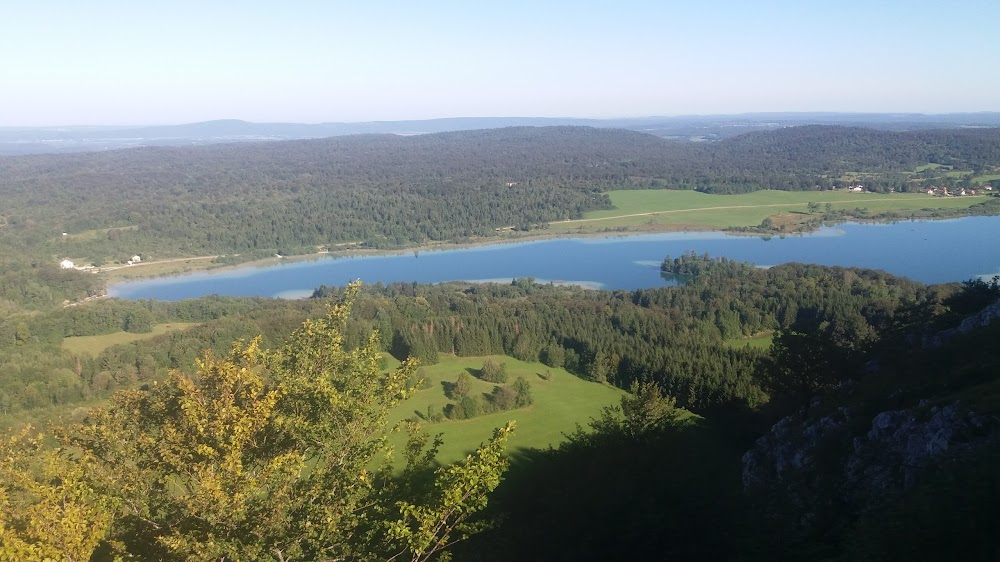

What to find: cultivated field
left=548, top=189, right=985, bottom=233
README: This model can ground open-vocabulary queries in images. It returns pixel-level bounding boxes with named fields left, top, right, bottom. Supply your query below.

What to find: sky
left=2, top=0, right=998, bottom=126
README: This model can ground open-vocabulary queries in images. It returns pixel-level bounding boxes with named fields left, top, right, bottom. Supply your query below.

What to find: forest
left=0, top=124, right=997, bottom=316
left=2, top=258, right=999, bottom=560
left=2, top=124, right=999, bottom=315
left=2, top=125, right=1000, bottom=267
left=0, top=255, right=946, bottom=417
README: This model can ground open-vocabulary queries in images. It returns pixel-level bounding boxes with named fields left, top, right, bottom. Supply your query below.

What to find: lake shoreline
left=100, top=206, right=993, bottom=288
left=104, top=214, right=1000, bottom=301
left=100, top=223, right=727, bottom=286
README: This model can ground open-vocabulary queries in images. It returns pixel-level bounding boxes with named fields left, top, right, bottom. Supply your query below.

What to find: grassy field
left=386, top=354, right=626, bottom=464
left=547, top=190, right=985, bottom=233
left=100, top=256, right=221, bottom=281
left=912, top=163, right=1000, bottom=185
left=723, top=332, right=774, bottom=350
left=61, top=225, right=138, bottom=242
left=61, top=322, right=199, bottom=356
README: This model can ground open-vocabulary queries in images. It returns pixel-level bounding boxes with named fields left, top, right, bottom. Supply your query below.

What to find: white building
left=130, top=254, right=141, bottom=263
left=59, top=259, right=75, bottom=269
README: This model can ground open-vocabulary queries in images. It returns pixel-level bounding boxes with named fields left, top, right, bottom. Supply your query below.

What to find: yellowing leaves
left=2, top=283, right=511, bottom=562
left=0, top=427, right=112, bottom=562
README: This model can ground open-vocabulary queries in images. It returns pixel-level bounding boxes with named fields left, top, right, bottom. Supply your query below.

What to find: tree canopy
left=0, top=283, right=513, bottom=561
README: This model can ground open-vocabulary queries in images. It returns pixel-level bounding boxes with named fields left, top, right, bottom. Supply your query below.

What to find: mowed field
left=61, top=322, right=200, bottom=356
left=386, top=354, right=626, bottom=465
left=548, top=190, right=985, bottom=233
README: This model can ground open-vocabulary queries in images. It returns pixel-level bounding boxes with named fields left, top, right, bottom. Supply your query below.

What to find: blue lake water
left=108, top=216, right=1000, bottom=301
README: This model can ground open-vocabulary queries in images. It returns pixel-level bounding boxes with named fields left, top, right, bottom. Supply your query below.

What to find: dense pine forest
left=2, top=257, right=999, bottom=560
left=0, top=257, right=947, bottom=417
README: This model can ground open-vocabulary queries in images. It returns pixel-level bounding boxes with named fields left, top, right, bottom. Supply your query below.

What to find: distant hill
left=0, top=124, right=998, bottom=268
left=2, top=112, right=999, bottom=155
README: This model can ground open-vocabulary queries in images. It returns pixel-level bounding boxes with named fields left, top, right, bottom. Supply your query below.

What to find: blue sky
left=2, top=0, right=998, bottom=126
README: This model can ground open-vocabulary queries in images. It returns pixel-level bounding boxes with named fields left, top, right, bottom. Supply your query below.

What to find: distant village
left=835, top=183, right=993, bottom=196
left=59, top=254, right=142, bottom=271
left=922, top=184, right=992, bottom=197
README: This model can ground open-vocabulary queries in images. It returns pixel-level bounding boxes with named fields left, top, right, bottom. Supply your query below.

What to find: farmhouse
left=59, top=259, right=74, bottom=269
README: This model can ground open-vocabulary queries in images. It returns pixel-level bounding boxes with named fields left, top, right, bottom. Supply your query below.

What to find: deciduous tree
left=60, top=282, right=512, bottom=561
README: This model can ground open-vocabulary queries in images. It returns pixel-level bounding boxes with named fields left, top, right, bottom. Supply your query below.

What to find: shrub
left=481, top=359, right=508, bottom=383
left=513, top=376, right=533, bottom=407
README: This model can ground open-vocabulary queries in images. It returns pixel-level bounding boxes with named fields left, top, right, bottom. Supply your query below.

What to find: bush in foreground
left=0, top=283, right=513, bottom=561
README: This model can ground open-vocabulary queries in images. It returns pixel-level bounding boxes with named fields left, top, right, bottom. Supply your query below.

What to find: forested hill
left=711, top=125, right=1000, bottom=179
left=2, top=125, right=999, bottom=266
left=720, top=125, right=1000, bottom=167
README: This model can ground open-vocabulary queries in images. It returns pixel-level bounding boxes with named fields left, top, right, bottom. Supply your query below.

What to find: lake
left=108, top=216, right=1000, bottom=301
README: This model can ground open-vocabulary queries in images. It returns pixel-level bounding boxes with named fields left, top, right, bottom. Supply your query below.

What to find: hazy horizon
left=6, top=111, right=1000, bottom=130
left=3, top=0, right=998, bottom=127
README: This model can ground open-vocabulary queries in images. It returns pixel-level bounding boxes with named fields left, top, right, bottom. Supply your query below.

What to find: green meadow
left=548, top=189, right=984, bottom=233
left=386, top=354, right=626, bottom=465
left=972, top=173, right=1000, bottom=183
left=723, top=332, right=774, bottom=350
left=61, top=322, right=199, bottom=356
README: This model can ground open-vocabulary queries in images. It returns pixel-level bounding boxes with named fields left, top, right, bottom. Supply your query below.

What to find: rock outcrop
left=921, top=298, right=1000, bottom=348
left=742, top=401, right=999, bottom=525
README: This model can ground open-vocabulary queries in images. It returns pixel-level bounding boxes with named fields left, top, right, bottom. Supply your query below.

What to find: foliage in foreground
left=0, top=427, right=112, bottom=562
left=0, top=283, right=513, bottom=561
left=454, top=381, right=746, bottom=562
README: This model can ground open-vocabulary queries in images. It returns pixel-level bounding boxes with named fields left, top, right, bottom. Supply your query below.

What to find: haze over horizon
left=3, top=0, right=998, bottom=127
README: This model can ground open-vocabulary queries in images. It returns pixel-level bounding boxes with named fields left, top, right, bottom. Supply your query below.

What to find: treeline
left=2, top=126, right=999, bottom=269
left=0, top=297, right=314, bottom=414
left=322, top=259, right=942, bottom=413
left=0, top=256, right=965, bottom=418
left=0, top=264, right=104, bottom=312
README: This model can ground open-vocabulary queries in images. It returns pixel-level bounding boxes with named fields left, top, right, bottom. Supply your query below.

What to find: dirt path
left=99, top=254, right=219, bottom=272
left=556, top=196, right=955, bottom=224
